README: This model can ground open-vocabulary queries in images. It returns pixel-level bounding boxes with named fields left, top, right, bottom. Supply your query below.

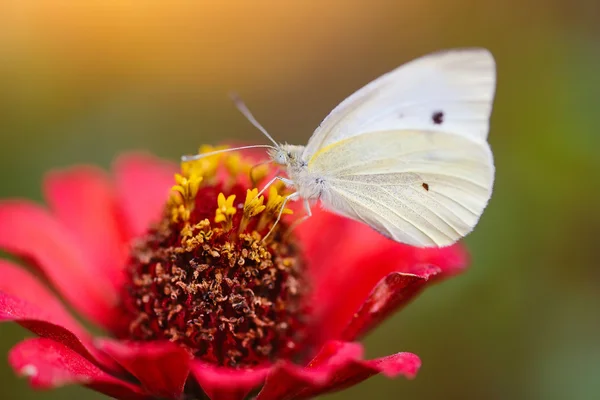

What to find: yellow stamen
left=224, top=153, right=243, bottom=179
left=243, top=189, right=266, bottom=218
left=168, top=172, right=203, bottom=223
left=199, top=144, right=228, bottom=154
left=169, top=202, right=190, bottom=223
left=249, top=164, right=269, bottom=187
left=172, top=173, right=203, bottom=200
left=225, top=154, right=270, bottom=188
left=223, top=153, right=244, bottom=190
left=215, top=193, right=237, bottom=229
left=257, top=186, right=293, bottom=232
left=167, top=145, right=287, bottom=231
left=181, top=145, right=228, bottom=182
left=272, top=179, right=288, bottom=194
left=239, top=188, right=266, bottom=232
left=265, top=186, right=293, bottom=216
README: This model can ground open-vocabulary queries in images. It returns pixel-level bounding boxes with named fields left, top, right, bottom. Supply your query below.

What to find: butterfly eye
left=273, top=151, right=287, bottom=165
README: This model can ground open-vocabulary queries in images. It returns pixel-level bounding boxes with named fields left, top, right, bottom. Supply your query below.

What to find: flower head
left=124, top=151, right=307, bottom=368
left=0, top=148, right=468, bottom=399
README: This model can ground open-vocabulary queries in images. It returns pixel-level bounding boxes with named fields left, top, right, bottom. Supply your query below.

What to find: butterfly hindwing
left=308, top=129, right=494, bottom=247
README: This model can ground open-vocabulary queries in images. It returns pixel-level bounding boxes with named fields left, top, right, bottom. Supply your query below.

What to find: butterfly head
left=268, top=144, right=305, bottom=168
left=268, top=147, right=288, bottom=166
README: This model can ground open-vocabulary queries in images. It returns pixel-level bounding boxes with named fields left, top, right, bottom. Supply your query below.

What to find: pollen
left=122, top=146, right=309, bottom=368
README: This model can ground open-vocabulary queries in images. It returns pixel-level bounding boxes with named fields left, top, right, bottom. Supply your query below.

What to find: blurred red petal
left=44, top=166, right=128, bottom=288
left=97, top=339, right=191, bottom=399
left=257, top=341, right=420, bottom=400
left=416, top=244, right=469, bottom=278
left=9, top=338, right=150, bottom=400
left=298, top=209, right=468, bottom=343
left=191, top=362, right=270, bottom=400
left=0, top=294, right=103, bottom=366
left=340, top=269, right=440, bottom=341
left=0, top=200, right=120, bottom=330
left=0, top=259, right=86, bottom=334
left=113, top=152, right=177, bottom=238
left=0, top=260, right=118, bottom=369
left=292, top=351, right=421, bottom=400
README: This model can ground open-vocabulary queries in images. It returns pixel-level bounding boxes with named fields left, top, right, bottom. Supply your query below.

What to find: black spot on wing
left=422, top=182, right=429, bottom=191
left=432, top=111, right=444, bottom=125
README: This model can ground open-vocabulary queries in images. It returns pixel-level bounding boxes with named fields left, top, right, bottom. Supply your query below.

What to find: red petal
left=191, top=362, right=269, bottom=400
left=340, top=269, right=440, bottom=341
left=298, top=209, right=468, bottom=343
left=292, top=351, right=421, bottom=400
left=0, top=259, right=85, bottom=334
left=44, top=166, right=128, bottom=288
left=257, top=341, right=420, bottom=400
left=0, top=201, right=122, bottom=330
left=9, top=338, right=150, bottom=400
left=417, top=243, right=469, bottom=278
left=0, top=259, right=122, bottom=370
left=113, top=153, right=177, bottom=238
left=96, top=339, right=191, bottom=399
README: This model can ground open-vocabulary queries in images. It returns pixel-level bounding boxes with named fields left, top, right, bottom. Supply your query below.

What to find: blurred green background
left=1, top=1, right=599, bottom=399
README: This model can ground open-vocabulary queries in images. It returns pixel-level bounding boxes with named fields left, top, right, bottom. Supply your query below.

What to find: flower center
left=121, top=147, right=309, bottom=367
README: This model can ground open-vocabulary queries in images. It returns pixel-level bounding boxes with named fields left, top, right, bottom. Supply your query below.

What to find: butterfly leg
left=284, top=198, right=313, bottom=238
left=262, top=192, right=300, bottom=241
left=256, top=176, right=295, bottom=197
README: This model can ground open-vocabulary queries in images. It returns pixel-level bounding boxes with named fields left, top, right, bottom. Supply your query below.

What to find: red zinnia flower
left=0, top=147, right=467, bottom=400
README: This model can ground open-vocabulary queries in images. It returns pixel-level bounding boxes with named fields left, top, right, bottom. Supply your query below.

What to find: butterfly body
left=270, top=145, right=328, bottom=201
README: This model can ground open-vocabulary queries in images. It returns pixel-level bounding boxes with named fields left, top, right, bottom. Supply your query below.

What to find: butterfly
left=184, top=48, right=496, bottom=247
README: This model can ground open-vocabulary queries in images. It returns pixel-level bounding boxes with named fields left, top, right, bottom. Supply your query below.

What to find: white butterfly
left=184, top=48, right=496, bottom=248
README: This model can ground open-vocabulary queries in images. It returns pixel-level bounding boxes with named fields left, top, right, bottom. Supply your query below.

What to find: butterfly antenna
left=181, top=145, right=276, bottom=162
left=230, top=92, right=280, bottom=147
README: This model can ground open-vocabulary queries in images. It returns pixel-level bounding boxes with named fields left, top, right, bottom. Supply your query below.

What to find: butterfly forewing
left=303, top=48, right=496, bottom=162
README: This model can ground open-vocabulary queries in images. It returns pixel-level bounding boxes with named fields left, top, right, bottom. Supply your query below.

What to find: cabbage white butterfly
left=184, top=48, right=496, bottom=247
